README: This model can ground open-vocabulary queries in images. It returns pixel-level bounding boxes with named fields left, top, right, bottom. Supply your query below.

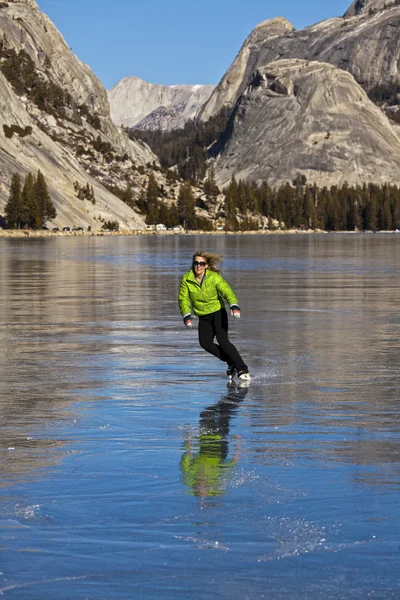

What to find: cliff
left=213, top=60, right=400, bottom=188
left=0, top=0, right=156, bottom=229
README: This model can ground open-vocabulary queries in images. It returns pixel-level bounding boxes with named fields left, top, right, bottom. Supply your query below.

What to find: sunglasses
left=193, top=261, right=206, bottom=267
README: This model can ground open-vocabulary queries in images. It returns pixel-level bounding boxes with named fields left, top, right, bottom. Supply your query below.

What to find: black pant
left=198, top=309, right=247, bottom=371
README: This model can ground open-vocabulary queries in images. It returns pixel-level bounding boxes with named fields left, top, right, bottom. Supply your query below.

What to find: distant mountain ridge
left=3, top=0, right=400, bottom=231
left=108, top=77, right=214, bottom=130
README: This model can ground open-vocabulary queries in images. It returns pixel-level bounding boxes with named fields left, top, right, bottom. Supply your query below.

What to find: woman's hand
left=230, top=305, right=241, bottom=319
left=183, top=315, right=193, bottom=329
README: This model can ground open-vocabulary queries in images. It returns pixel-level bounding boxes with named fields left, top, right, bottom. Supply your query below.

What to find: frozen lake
left=0, top=234, right=400, bottom=599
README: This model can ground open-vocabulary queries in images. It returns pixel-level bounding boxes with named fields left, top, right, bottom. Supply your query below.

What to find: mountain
left=0, top=0, right=157, bottom=230
left=199, top=4, right=400, bottom=122
left=189, top=1, right=400, bottom=188
left=213, top=59, right=400, bottom=188
left=108, top=77, right=214, bottom=130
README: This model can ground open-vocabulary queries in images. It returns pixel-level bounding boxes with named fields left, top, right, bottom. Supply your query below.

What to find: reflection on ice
left=180, top=383, right=248, bottom=498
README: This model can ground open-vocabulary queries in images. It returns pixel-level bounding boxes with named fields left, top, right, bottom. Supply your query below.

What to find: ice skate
left=237, top=369, right=251, bottom=381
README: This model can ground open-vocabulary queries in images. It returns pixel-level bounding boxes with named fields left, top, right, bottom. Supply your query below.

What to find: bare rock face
left=11, top=0, right=39, bottom=8
left=344, top=0, right=369, bottom=16
left=0, top=73, right=148, bottom=230
left=200, top=6, right=400, bottom=121
left=0, top=0, right=156, bottom=229
left=134, top=106, right=188, bottom=132
left=2, top=0, right=108, bottom=115
left=344, top=0, right=388, bottom=17
left=199, top=18, right=294, bottom=121
left=108, top=77, right=214, bottom=130
left=213, top=60, right=400, bottom=188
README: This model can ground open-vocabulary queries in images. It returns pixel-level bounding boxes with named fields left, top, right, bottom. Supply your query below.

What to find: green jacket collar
left=186, top=269, right=210, bottom=283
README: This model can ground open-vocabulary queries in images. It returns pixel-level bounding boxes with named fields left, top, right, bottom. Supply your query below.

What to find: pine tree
left=348, top=198, right=363, bottom=231
left=326, top=192, right=340, bottom=231
left=259, top=182, right=271, bottom=217
left=303, top=189, right=316, bottom=228
left=203, top=165, right=219, bottom=200
left=157, top=203, right=169, bottom=227
left=177, top=181, right=195, bottom=229
left=137, top=184, right=147, bottom=213
left=122, top=184, right=134, bottom=209
left=246, top=183, right=259, bottom=213
left=146, top=173, right=158, bottom=204
left=315, top=187, right=328, bottom=229
left=225, top=176, right=238, bottom=214
left=365, top=197, right=378, bottom=231
left=168, top=202, right=179, bottom=227
left=5, top=172, right=22, bottom=228
left=237, top=180, right=247, bottom=214
left=276, top=184, right=292, bottom=226
left=223, top=177, right=239, bottom=230
left=22, top=171, right=36, bottom=228
left=145, top=173, right=159, bottom=224
left=34, top=170, right=56, bottom=228
left=381, top=199, right=392, bottom=230
left=392, top=192, right=400, bottom=229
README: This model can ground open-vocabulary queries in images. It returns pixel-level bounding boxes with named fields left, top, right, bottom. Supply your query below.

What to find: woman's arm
left=178, top=276, right=192, bottom=323
left=215, top=273, right=239, bottom=308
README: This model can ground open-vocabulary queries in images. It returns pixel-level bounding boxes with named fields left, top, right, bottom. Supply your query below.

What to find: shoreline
left=0, top=228, right=315, bottom=238
left=0, top=229, right=397, bottom=238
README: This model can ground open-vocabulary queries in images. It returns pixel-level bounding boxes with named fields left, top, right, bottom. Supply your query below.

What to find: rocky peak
left=0, top=0, right=109, bottom=116
left=200, top=2, right=400, bottom=121
left=344, top=0, right=369, bottom=16
left=198, top=17, right=294, bottom=121
left=344, top=0, right=390, bottom=17
left=245, top=17, right=295, bottom=46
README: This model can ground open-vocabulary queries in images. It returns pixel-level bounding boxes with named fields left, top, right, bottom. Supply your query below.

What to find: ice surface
left=0, top=234, right=399, bottom=599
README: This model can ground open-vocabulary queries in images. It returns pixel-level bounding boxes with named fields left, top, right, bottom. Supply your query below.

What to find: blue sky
left=38, top=0, right=352, bottom=90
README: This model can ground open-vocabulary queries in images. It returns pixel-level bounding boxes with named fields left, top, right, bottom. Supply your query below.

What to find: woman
left=178, top=252, right=250, bottom=381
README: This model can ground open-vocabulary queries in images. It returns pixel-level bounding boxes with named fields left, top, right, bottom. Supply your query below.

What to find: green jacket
left=178, top=269, right=239, bottom=318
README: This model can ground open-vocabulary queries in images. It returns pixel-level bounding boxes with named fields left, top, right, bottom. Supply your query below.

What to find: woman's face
left=193, top=255, right=207, bottom=278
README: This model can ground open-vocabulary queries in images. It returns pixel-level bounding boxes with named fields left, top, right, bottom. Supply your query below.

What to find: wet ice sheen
left=0, top=235, right=400, bottom=599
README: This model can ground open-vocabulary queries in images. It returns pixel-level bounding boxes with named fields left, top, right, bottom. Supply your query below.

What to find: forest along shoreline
left=0, top=229, right=398, bottom=238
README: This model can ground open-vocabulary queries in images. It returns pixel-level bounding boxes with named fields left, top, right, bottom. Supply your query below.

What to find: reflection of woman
left=180, top=384, right=248, bottom=497
left=178, top=252, right=250, bottom=381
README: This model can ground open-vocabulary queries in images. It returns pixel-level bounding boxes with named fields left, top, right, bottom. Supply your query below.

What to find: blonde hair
left=193, top=251, right=222, bottom=273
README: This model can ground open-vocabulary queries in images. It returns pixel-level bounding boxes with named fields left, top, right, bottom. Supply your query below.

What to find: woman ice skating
left=178, top=252, right=250, bottom=381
